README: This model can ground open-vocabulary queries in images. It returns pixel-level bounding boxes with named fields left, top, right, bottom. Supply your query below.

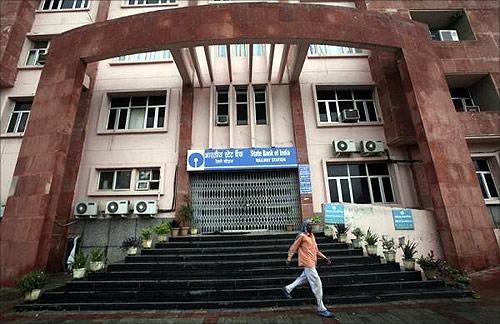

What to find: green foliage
left=141, top=226, right=153, bottom=240
left=352, top=227, right=364, bottom=239
left=364, top=227, right=379, bottom=245
left=382, top=236, right=396, bottom=251
left=89, top=248, right=104, bottom=262
left=121, top=237, right=142, bottom=251
left=154, top=223, right=171, bottom=235
left=334, top=223, right=350, bottom=234
left=16, top=271, right=48, bottom=293
left=311, top=216, right=321, bottom=224
left=73, top=251, right=88, bottom=269
left=399, top=238, right=418, bottom=260
left=416, top=251, right=440, bottom=270
left=179, top=196, right=193, bottom=226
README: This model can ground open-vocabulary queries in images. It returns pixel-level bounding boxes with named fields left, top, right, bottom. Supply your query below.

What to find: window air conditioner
left=339, top=109, right=360, bottom=122
left=37, top=53, right=48, bottom=65
left=74, top=201, right=98, bottom=218
left=438, top=30, right=459, bottom=41
left=465, top=105, right=480, bottom=112
left=134, top=200, right=158, bottom=216
left=360, top=140, right=384, bottom=154
left=105, top=200, right=129, bottom=216
left=333, top=140, right=357, bottom=154
left=216, top=115, right=229, bottom=126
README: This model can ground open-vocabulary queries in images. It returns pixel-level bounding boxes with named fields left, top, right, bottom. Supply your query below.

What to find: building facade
left=0, top=0, right=499, bottom=285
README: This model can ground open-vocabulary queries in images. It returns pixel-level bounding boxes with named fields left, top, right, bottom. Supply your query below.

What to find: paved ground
left=1, top=266, right=499, bottom=323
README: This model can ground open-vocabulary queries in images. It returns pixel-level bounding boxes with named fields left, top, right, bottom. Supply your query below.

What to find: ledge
left=0, top=133, right=24, bottom=139
left=87, top=191, right=163, bottom=197
left=317, top=122, right=384, bottom=128
left=35, top=8, right=90, bottom=13
left=17, top=66, right=43, bottom=71
left=109, top=60, right=173, bottom=66
left=97, top=128, right=168, bottom=136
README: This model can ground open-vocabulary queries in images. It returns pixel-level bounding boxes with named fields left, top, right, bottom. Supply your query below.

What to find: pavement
left=1, top=266, right=499, bottom=324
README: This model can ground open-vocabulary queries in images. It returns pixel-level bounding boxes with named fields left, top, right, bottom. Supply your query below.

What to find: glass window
left=25, top=41, right=49, bottom=66
left=136, top=168, right=161, bottom=190
left=116, top=50, right=171, bottom=63
left=315, top=87, right=378, bottom=123
left=124, top=0, right=176, bottom=6
left=236, top=87, right=248, bottom=125
left=40, top=0, right=89, bottom=10
left=6, top=101, right=32, bottom=134
left=98, top=170, right=131, bottom=190
left=449, top=87, right=477, bottom=112
left=254, top=87, right=267, bottom=125
left=473, top=159, right=499, bottom=199
left=327, top=162, right=394, bottom=204
left=216, top=88, right=229, bottom=122
left=309, top=45, right=363, bottom=56
left=107, top=95, right=167, bottom=131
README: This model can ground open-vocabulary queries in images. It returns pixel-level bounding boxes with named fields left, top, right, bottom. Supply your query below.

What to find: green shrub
left=73, top=251, right=88, bottom=269
left=89, top=248, right=104, bottom=262
left=364, top=228, right=379, bottom=245
left=352, top=227, right=364, bottom=239
left=311, top=216, right=321, bottom=224
left=141, top=226, right=153, bottom=240
left=382, top=236, right=396, bottom=251
left=121, top=237, right=142, bottom=251
left=16, top=271, right=48, bottom=293
left=334, top=223, right=350, bottom=234
left=154, top=223, right=171, bottom=235
left=399, top=239, right=418, bottom=260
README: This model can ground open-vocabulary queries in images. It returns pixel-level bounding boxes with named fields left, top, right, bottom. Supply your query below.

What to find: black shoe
left=282, top=287, right=292, bottom=299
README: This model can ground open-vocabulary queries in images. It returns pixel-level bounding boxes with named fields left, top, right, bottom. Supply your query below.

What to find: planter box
left=383, top=250, right=396, bottom=263
left=190, top=228, right=198, bottom=235
left=338, top=233, right=348, bottom=243
left=73, top=268, right=86, bottom=279
left=157, top=235, right=168, bottom=243
left=24, top=289, right=41, bottom=301
left=352, top=238, right=363, bottom=248
left=180, top=227, right=190, bottom=236
left=142, top=239, right=153, bottom=248
left=171, top=228, right=180, bottom=237
left=403, top=259, right=416, bottom=271
left=127, top=247, right=138, bottom=256
left=89, top=261, right=104, bottom=272
left=366, top=245, right=378, bottom=256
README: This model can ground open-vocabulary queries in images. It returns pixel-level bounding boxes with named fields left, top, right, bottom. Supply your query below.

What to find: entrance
left=190, top=169, right=301, bottom=233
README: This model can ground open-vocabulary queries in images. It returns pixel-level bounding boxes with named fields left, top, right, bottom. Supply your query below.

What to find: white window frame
left=473, top=158, right=499, bottom=200
left=98, top=169, right=133, bottom=191
left=5, top=100, right=32, bottom=134
left=136, top=168, right=161, bottom=191
left=39, top=0, right=90, bottom=11
left=450, top=88, right=477, bottom=112
left=308, top=44, right=364, bottom=57
left=314, top=86, right=379, bottom=124
left=114, top=50, right=172, bottom=64
left=326, top=162, right=395, bottom=204
left=25, top=40, right=50, bottom=66
left=122, top=0, right=177, bottom=7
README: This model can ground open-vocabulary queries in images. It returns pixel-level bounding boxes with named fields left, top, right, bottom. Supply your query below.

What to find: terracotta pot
left=157, top=234, right=168, bottom=242
left=171, top=228, right=180, bottom=237
left=366, top=245, right=378, bottom=256
left=285, top=224, right=294, bottom=232
left=338, top=233, right=348, bottom=243
left=142, top=239, right=153, bottom=248
left=73, top=268, right=86, bottom=279
left=89, top=261, right=104, bottom=272
left=180, top=227, right=190, bottom=236
left=190, top=228, right=198, bottom=235
left=403, top=259, right=416, bottom=271
left=127, top=247, right=138, bottom=256
left=383, top=250, right=396, bottom=263
left=24, top=289, right=41, bottom=301
left=352, top=238, right=363, bottom=248
left=423, top=268, right=437, bottom=280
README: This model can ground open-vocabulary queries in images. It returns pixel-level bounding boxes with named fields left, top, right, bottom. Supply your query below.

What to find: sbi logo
left=187, top=150, right=205, bottom=171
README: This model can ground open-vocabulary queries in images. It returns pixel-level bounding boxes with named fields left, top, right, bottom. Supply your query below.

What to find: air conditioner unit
left=339, top=109, right=360, bottom=122
left=105, top=200, right=129, bottom=216
left=74, top=201, right=98, bottom=218
left=333, top=140, right=357, bottom=154
left=216, top=115, right=229, bottom=126
left=465, top=105, right=480, bottom=112
left=37, top=52, right=48, bottom=65
left=438, top=30, right=459, bottom=41
left=134, top=200, right=158, bottom=216
left=361, top=140, right=384, bottom=154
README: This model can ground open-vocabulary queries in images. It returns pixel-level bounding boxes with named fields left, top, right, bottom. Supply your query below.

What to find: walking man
left=282, top=219, right=334, bottom=318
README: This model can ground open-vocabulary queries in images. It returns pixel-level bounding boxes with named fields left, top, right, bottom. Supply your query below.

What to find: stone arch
left=1, top=3, right=497, bottom=285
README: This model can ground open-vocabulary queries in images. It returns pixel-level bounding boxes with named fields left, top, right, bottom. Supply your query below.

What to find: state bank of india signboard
left=187, top=147, right=298, bottom=171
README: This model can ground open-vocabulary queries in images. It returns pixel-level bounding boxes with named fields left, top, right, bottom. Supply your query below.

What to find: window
left=450, top=88, right=477, bottom=112
left=40, top=0, right=89, bottom=10
left=123, top=0, right=176, bottom=5
left=25, top=41, right=49, bottom=66
left=6, top=101, right=32, bottom=134
left=216, top=87, right=229, bottom=125
left=216, top=44, right=264, bottom=57
left=410, top=10, right=475, bottom=41
left=327, top=162, right=394, bottom=204
left=98, top=170, right=132, bottom=191
left=254, top=86, right=267, bottom=125
left=474, top=159, right=499, bottom=199
left=235, top=87, right=248, bottom=125
left=106, top=95, right=166, bottom=131
left=316, top=87, right=378, bottom=123
left=115, top=50, right=171, bottom=63
left=446, top=74, right=499, bottom=112
left=309, top=45, right=363, bottom=56
left=136, top=169, right=160, bottom=190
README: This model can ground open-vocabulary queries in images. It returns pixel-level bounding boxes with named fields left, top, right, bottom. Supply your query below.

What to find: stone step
left=17, top=288, right=472, bottom=312
left=154, top=237, right=343, bottom=249
left=60, top=271, right=422, bottom=291
left=168, top=232, right=322, bottom=242
left=36, top=281, right=446, bottom=303
left=92, top=263, right=402, bottom=280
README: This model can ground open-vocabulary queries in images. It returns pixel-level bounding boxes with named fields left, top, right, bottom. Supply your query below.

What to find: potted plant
left=190, top=226, right=198, bottom=235
left=141, top=226, right=154, bottom=248
left=179, top=196, right=193, bottom=236
left=333, top=223, right=350, bottom=243
left=121, top=237, right=142, bottom=256
left=154, top=223, right=170, bottom=243
left=170, top=219, right=180, bottom=237
left=89, top=248, right=105, bottom=272
left=311, top=216, right=321, bottom=233
left=17, top=271, right=48, bottom=301
left=399, top=237, right=418, bottom=271
left=72, top=251, right=87, bottom=279
left=381, top=236, right=396, bottom=263
left=417, top=251, right=440, bottom=279
left=351, top=227, right=364, bottom=248
left=364, top=228, right=379, bottom=256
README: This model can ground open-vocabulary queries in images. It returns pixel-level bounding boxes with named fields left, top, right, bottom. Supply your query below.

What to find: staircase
left=17, top=233, right=471, bottom=311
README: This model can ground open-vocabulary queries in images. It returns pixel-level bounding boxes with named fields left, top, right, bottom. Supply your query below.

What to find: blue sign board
left=324, top=203, right=345, bottom=224
left=298, top=164, right=312, bottom=194
left=187, top=147, right=298, bottom=171
left=392, top=209, right=414, bottom=230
